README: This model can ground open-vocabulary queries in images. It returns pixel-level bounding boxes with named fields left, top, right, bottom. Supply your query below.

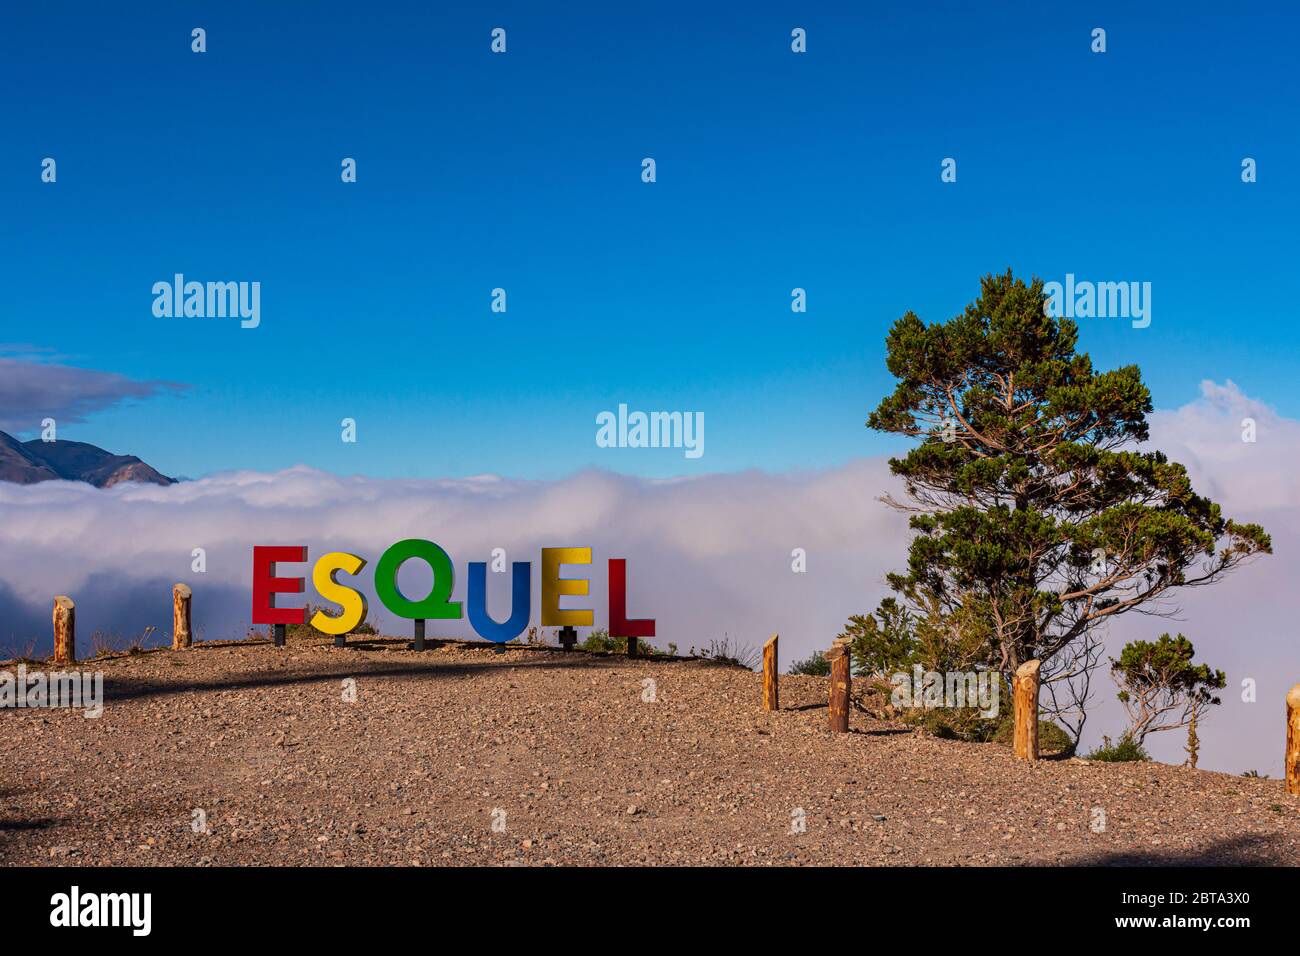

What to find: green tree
left=867, top=271, right=1270, bottom=682
left=1111, top=633, right=1225, bottom=746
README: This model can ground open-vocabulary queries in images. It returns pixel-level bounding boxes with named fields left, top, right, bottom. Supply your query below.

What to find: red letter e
left=252, top=546, right=308, bottom=625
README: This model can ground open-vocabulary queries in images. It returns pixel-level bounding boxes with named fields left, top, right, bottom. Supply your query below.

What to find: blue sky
left=3, top=1, right=1297, bottom=480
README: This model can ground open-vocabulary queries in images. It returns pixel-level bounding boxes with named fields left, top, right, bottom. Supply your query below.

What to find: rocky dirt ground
left=2, top=635, right=1298, bottom=866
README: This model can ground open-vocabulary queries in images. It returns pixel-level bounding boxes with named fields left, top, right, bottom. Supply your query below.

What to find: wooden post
left=172, top=584, right=193, bottom=650
left=52, top=596, right=75, bottom=664
left=627, top=636, right=638, bottom=658
left=1013, top=659, right=1041, bottom=762
left=413, top=619, right=426, bottom=652
left=1287, top=684, right=1300, bottom=796
left=762, top=634, right=779, bottom=711
left=828, top=640, right=850, bottom=733
left=273, top=623, right=286, bottom=647
left=557, top=626, right=577, bottom=652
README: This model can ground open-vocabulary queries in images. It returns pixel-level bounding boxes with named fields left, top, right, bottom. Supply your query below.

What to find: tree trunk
left=172, top=583, right=193, bottom=650
left=1013, top=659, right=1041, bottom=762
left=52, top=596, right=76, bottom=664
left=762, top=634, right=778, bottom=711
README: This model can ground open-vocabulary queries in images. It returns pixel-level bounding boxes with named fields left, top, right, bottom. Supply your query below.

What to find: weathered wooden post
left=1287, top=684, right=1300, bottom=796
left=1013, top=659, right=1041, bottom=762
left=762, top=634, right=779, bottom=711
left=172, top=584, right=193, bottom=650
left=52, top=596, right=76, bottom=664
left=827, top=638, right=850, bottom=733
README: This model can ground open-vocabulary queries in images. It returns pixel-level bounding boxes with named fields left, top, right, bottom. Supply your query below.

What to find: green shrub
left=843, top=599, right=916, bottom=676
left=992, top=716, right=1074, bottom=755
left=906, top=708, right=1001, bottom=742
left=1085, top=733, right=1150, bottom=762
left=788, top=650, right=831, bottom=676
left=580, top=628, right=663, bottom=656
left=908, top=709, right=960, bottom=740
left=580, top=627, right=614, bottom=652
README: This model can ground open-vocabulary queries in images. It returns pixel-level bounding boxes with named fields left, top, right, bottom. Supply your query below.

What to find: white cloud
left=1146, top=379, right=1300, bottom=511
left=0, top=460, right=910, bottom=669
left=0, top=381, right=1292, bottom=775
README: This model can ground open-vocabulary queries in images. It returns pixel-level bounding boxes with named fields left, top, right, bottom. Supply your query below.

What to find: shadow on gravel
left=99, top=655, right=590, bottom=706
left=0, top=818, right=58, bottom=832
left=0, top=818, right=61, bottom=863
left=1067, top=833, right=1295, bottom=866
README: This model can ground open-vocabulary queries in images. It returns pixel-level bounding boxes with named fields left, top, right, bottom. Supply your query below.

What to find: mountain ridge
left=0, top=431, right=174, bottom=487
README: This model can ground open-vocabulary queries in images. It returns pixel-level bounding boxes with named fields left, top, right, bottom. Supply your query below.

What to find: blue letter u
left=467, top=561, right=531, bottom=643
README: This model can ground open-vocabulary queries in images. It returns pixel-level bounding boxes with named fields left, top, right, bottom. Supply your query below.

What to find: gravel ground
left=2, top=636, right=1297, bottom=866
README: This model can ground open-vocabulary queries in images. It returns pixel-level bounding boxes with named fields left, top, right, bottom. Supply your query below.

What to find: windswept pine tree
left=868, top=271, right=1271, bottom=683
left=1111, top=633, right=1225, bottom=747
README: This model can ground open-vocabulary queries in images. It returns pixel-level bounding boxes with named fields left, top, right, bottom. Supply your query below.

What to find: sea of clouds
left=0, top=381, right=1293, bottom=775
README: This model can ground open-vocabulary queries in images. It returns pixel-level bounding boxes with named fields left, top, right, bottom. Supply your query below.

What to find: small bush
left=789, top=651, right=831, bottom=676
left=580, top=628, right=664, bottom=656
left=1, top=638, right=41, bottom=664
left=910, top=709, right=961, bottom=740
left=692, top=636, right=759, bottom=670
left=91, top=626, right=159, bottom=657
left=580, top=627, right=614, bottom=652
left=907, top=708, right=1001, bottom=743
left=992, top=717, right=1074, bottom=755
left=1085, top=734, right=1150, bottom=762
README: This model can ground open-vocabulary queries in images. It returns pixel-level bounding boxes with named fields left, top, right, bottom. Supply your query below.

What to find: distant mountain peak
left=0, top=432, right=62, bottom=484
left=0, top=432, right=174, bottom=487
